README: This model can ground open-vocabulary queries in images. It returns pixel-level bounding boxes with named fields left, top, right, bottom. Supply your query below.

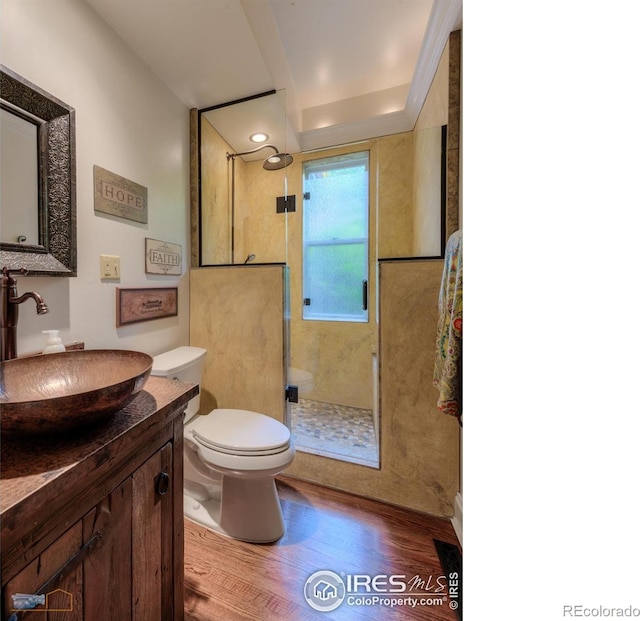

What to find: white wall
left=1, top=0, right=190, bottom=356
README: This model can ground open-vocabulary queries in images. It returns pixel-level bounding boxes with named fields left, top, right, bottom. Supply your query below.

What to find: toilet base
left=183, top=475, right=285, bottom=543
left=184, top=493, right=222, bottom=534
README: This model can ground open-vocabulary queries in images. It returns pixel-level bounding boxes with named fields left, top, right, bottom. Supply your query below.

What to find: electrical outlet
left=100, top=255, right=121, bottom=280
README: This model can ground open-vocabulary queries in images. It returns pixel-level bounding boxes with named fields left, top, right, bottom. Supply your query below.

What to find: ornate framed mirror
left=0, top=65, right=76, bottom=276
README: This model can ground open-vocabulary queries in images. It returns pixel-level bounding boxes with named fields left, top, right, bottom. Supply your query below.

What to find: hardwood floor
left=184, top=476, right=461, bottom=620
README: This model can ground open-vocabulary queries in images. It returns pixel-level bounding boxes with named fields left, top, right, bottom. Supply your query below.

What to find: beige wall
left=200, top=118, right=232, bottom=265
left=190, top=265, right=287, bottom=423
left=377, top=133, right=414, bottom=259
left=199, top=119, right=290, bottom=266
left=234, top=158, right=289, bottom=265
left=413, top=126, right=445, bottom=256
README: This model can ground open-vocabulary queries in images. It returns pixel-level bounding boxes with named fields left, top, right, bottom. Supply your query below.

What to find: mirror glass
left=0, top=109, right=39, bottom=244
left=0, top=65, right=77, bottom=276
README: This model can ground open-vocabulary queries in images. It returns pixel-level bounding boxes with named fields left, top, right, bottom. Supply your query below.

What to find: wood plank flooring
left=184, top=476, right=461, bottom=620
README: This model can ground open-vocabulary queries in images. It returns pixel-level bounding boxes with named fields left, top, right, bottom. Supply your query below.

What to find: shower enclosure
left=195, top=89, right=446, bottom=469
left=191, top=32, right=460, bottom=517
left=196, top=90, right=380, bottom=467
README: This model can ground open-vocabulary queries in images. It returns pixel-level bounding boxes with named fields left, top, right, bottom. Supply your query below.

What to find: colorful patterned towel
left=433, top=230, right=462, bottom=421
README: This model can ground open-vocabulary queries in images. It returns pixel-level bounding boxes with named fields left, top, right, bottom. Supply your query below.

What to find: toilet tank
left=151, top=346, right=207, bottom=422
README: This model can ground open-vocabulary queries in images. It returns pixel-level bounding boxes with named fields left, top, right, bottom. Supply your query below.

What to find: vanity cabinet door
left=2, top=442, right=175, bottom=621
left=132, top=441, right=174, bottom=620
left=2, top=478, right=133, bottom=621
left=82, top=478, right=133, bottom=619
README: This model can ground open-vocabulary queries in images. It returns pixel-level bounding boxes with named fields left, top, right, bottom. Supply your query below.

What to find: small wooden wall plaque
left=116, top=287, right=177, bottom=327
left=145, top=238, right=182, bottom=275
left=94, top=165, right=148, bottom=224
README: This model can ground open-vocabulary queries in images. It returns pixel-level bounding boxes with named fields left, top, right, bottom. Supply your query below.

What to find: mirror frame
left=0, top=65, right=76, bottom=276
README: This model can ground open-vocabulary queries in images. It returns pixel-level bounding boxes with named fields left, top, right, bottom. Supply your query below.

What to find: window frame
left=301, top=149, right=370, bottom=323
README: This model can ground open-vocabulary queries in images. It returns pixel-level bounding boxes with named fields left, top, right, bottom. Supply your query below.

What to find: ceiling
left=85, top=0, right=462, bottom=160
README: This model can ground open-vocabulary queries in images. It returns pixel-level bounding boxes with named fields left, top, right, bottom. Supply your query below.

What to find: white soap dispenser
left=42, top=330, right=65, bottom=354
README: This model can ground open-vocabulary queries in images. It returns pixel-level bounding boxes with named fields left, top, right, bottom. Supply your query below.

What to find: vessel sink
left=0, top=350, right=152, bottom=435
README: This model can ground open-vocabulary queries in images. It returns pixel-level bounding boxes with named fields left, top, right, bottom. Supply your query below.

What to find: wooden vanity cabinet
left=0, top=377, right=196, bottom=621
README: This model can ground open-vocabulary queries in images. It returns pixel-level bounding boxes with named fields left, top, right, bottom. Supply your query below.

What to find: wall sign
left=145, top=238, right=182, bottom=275
left=94, top=165, right=148, bottom=224
left=116, top=287, right=177, bottom=327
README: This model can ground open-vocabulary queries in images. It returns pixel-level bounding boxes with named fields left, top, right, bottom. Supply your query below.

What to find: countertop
left=0, top=376, right=197, bottom=552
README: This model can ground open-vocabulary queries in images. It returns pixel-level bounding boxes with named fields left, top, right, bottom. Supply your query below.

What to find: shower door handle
left=286, top=385, right=299, bottom=403
left=362, top=280, right=368, bottom=311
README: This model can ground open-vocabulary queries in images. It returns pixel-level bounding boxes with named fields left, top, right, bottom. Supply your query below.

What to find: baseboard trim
left=451, top=492, right=462, bottom=546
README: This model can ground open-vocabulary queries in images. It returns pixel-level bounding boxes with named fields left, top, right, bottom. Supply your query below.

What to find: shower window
left=302, top=151, right=369, bottom=322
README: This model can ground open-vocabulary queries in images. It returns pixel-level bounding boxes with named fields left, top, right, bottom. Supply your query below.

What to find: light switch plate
left=100, top=255, right=120, bottom=280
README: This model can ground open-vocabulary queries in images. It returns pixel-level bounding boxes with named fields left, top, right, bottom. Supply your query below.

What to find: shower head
left=262, top=152, right=293, bottom=170
left=227, top=144, right=293, bottom=170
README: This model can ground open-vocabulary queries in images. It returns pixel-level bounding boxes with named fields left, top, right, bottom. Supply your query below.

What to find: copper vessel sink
left=0, top=350, right=152, bottom=435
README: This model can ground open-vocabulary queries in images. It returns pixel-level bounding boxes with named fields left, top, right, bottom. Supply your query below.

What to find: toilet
left=150, top=346, right=295, bottom=543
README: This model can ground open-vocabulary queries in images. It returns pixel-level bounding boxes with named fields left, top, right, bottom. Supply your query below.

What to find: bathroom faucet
left=1, top=266, right=50, bottom=361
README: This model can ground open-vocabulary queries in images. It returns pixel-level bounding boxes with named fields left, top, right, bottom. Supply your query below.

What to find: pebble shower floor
left=290, top=398, right=379, bottom=467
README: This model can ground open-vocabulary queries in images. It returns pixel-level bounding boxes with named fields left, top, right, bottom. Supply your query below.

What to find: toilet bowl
left=151, top=346, right=295, bottom=543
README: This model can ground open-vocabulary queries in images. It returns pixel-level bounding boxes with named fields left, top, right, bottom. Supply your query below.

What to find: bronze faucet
left=1, top=267, right=49, bottom=361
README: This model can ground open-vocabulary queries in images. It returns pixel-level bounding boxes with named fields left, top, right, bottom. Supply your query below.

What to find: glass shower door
left=287, top=147, right=379, bottom=468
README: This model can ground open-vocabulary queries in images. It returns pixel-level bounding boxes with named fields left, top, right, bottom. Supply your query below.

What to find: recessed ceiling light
left=250, top=132, right=269, bottom=143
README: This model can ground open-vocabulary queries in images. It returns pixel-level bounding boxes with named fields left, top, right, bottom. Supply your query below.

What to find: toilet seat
left=191, top=408, right=290, bottom=456
left=150, top=346, right=295, bottom=542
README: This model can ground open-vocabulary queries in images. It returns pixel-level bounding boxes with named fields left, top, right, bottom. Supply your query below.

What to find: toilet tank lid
left=151, top=346, right=207, bottom=376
